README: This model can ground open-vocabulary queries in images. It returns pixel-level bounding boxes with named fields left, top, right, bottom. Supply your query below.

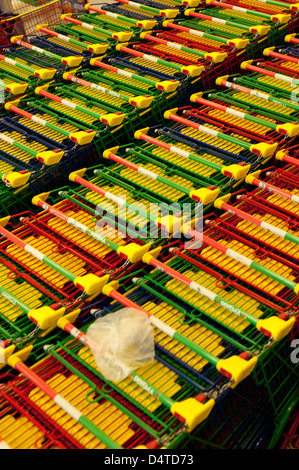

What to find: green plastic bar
left=32, top=194, right=120, bottom=252
left=0, top=283, right=30, bottom=313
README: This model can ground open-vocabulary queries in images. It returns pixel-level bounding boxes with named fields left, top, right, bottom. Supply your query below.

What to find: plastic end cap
left=162, top=19, right=173, bottom=27
left=214, top=193, right=231, bottom=210
left=294, top=283, right=299, bottom=295
left=190, top=92, right=203, bottom=103
left=10, top=35, right=23, bottom=43
left=160, top=9, right=178, bottom=19
left=182, top=65, right=204, bottom=77
left=69, top=131, right=96, bottom=145
left=28, top=306, right=66, bottom=330
left=285, top=34, right=296, bottom=42
left=115, top=43, right=126, bottom=51
left=101, top=280, right=120, bottom=297
left=187, top=0, right=201, bottom=5
left=84, top=3, right=90, bottom=10
left=250, top=142, right=278, bottom=159
left=249, top=25, right=270, bottom=36
left=3, top=171, right=31, bottom=188
left=256, top=316, right=296, bottom=343
left=0, top=216, right=10, bottom=228
left=164, top=107, right=178, bottom=120
left=184, top=8, right=195, bottom=16
left=205, top=52, right=227, bottom=64
left=189, top=187, right=220, bottom=205
left=139, top=20, right=157, bottom=30
left=240, top=60, right=253, bottom=70
left=245, top=170, right=262, bottom=184
left=228, top=38, right=249, bottom=50
left=0, top=345, right=15, bottom=370
left=117, top=242, right=151, bottom=264
left=216, top=355, right=258, bottom=387
left=35, top=84, right=50, bottom=95
left=129, top=95, right=154, bottom=109
left=32, top=191, right=50, bottom=206
left=5, top=99, right=20, bottom=110
left=157, top=80, right=179, bottom=93
left=155, top=214, right=182, bottom=235
left=139, top=31, right=149, bottom=40
left=7, top=345, right=33, bottom=368
left=35, top=68, right=56, bottom=80
left=90, top=57, right=102, bottom=66
left=89, top=44, right=109, bottom=55
left=276, top=123, right=299, bottom=137
left=221, top=163, right=251, bottom=180
left=170, top=397, right=215, bottom=432
left=62, top=56, right=83, bottom=68
left=69, top=168, right=87, bottom=182
left=57, top=309, right=81, bottom=330
left=142, top=247, right=163, bottom=265
left=134, top=127, right=149, bottom=139
left=37, top=150, right=64, bottom=166
left=263, top=47, right=275, bottom=56
left=102, top=146, right=119, bottom=159
left=290, top=3, right=299, bottom=11
left=271, top=14, right=291, bottom=24
left=61, top=13, right=72, bottom=19
left=6, top=82, right=28, bottom=95
left=275, top=150, right=287, bottom=161
left=113, top=31, right=133, bottom=42
left=36, top=24, right=48, bottom=31
left=101, top=113, right=126, bottom=127
left=215, top=75, right=229, bottom=86
left=74, top=273, right=110, bottom=296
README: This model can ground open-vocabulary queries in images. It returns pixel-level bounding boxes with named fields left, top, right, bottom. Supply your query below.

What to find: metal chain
left=246, top=337, right=274, bottom=357
left=157, top=423, right=189, bottom=447
left=9, top=324, right=41, bottom=345
left=60, top=290, right=87, bottom=308
left=221, top=176, right=235, bottom=190
left=286, top=308, right=299, bottom=318
left=206, top=378, right=235, bottom=400
left=103, top=259, right=130, bottom=275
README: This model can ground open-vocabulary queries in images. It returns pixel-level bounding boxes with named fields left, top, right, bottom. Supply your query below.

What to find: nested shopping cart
left=100, top=0, right=180, bottom=23
left=161, top=105, right=278, bottom=170
left=214, top=71, right=299, bottom=129
left=178, top=337, right=298, bottom=449
left=188, top=89, right=299, bottom=150
left=0, top=178, right=168, bottom=344
left=0, top=0, right=87, bottom=41
left=0, top=346, right=176, bottom=449
left=252, top=44, right=299, bottom=77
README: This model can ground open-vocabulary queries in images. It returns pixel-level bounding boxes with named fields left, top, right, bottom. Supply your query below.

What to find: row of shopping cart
left=0, top=0, right=298, bottom=205
left=0, top=0, right=298, bottom=450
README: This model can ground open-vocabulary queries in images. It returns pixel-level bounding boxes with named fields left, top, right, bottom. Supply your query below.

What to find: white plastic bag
left=86, top=308, right=155, bottom=382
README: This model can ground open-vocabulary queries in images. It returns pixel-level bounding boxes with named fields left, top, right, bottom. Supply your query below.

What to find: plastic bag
left=86, top=308, right=155, bottom=382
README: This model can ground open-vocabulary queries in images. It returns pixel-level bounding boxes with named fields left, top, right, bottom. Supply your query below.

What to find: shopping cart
left=214, top=72, right=299, bottom=125
left=0, top=347, right=170, bottom=449
left=179, top=340, right=298, bottom=449
left=161, top=106, right=278, bottom=167
left=189, top=89, right=299, bottom=149
left=0, top=0, right=87, bottom=40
